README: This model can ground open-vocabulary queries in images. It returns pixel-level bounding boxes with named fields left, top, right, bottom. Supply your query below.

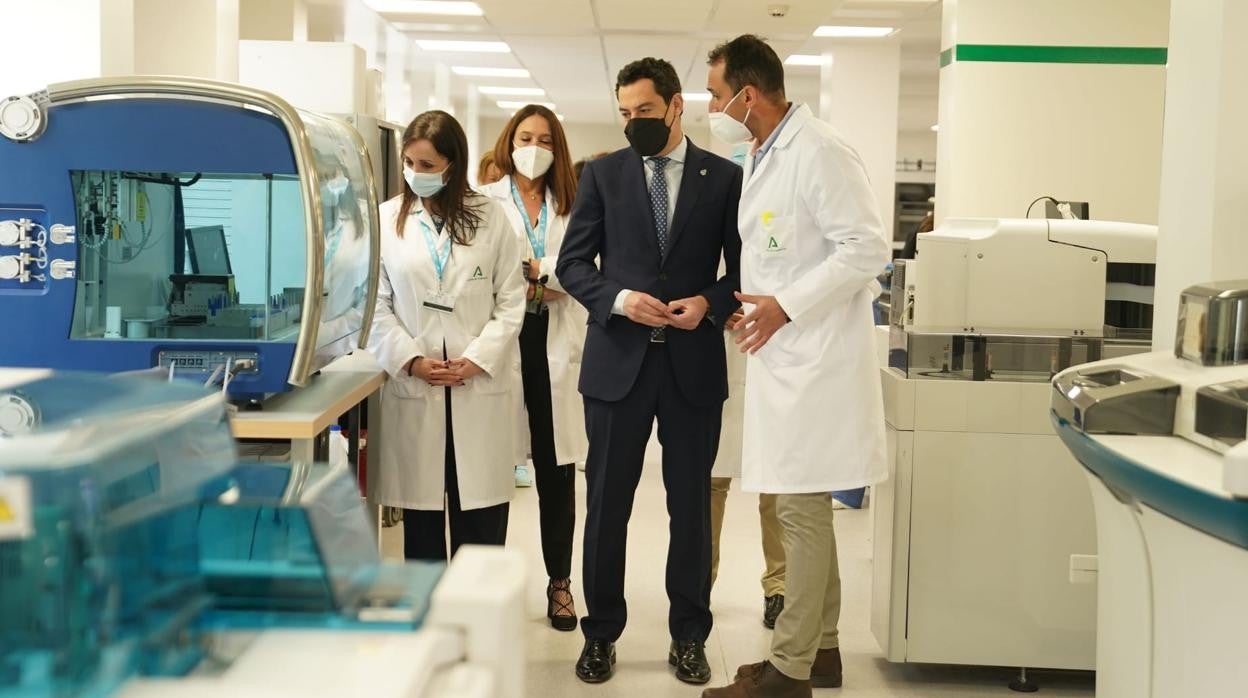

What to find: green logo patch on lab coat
left=768, top=236, right=780, bottom=250
left=470, top=265, right=486, bottom=281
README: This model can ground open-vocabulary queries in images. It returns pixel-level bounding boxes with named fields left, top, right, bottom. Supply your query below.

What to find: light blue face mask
left=730, top=143, right=749, bottom=168
left=324, top=176, right=350, bottom=210
left=404, top=166, right=448, bottom=198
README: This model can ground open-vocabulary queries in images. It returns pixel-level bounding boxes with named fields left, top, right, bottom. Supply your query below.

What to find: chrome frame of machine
left=0, top=76, right=381, bottom=394
left=872, top=217, right=1158, bottom=686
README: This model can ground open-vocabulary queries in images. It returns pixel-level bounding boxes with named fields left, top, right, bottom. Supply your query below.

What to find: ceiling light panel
left=414, top=39, right=510, bottom=53
left=365, top=1, right=483, bottom=15
left=478, top=86, right=546, bottom=96
left=497, top=100, right=556, bottom=110
left=452, top=66, right=530, bottom=78
left=814, top=25, right=896, bottom=38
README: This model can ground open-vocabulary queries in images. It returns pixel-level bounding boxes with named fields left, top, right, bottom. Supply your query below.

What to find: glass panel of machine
left=302, top=112, right=376, bottom=363
left=68, top=170, right=306, bottom=343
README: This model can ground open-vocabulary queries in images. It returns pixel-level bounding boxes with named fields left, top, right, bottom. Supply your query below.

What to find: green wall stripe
left=939, top=44, right=1167, bottom=68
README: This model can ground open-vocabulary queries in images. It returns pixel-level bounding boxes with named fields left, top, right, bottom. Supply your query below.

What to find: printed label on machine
left=157, top=351, right=260, bottom=374
left=0, top=476, right=33, bottom=541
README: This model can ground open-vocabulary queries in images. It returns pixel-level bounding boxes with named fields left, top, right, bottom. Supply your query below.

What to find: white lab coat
left=480, top=176, right=589, bottom=467
left=738, top=104, right=891, bottom=494
left=368, top=194, right=527, bottom=510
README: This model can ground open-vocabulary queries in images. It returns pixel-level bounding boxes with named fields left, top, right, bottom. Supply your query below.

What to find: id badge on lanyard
left=510, top=179, right=548, bottom=259
left=419, top=217, right=456, bottom=314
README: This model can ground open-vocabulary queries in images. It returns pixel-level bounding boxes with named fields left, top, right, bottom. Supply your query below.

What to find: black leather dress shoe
left=763, top=594, right=785, bottom=629
left=669, top=640, right=712, bottom=685
left=576, top=639, right=616, bottom=683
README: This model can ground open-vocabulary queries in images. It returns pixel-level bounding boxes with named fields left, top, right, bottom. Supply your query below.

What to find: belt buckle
left=650, top=327, right=667, bottom=343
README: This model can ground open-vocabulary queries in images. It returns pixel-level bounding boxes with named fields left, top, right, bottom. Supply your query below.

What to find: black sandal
left=547, top=579, right=578, bottom=632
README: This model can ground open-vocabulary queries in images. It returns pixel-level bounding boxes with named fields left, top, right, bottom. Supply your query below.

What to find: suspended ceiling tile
left=595, top=0, right=714, bottom=33
left=476, top=0, right=597, bottom=34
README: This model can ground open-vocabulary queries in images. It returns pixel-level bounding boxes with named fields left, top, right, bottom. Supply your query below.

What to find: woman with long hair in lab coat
left=369, top=110, right=527, bottom=561
left=480, top=104, right=588, bottom=631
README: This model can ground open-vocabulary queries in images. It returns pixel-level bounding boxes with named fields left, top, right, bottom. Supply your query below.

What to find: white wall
left=821, top=39, right=902, bottom=237
left=0, top=0, right=102, bottom=94
left=936, top=0, right=1168, bottom=225
left=897, top=130, right=937, bottom=162
left=238, top=41, right=367, bottom=114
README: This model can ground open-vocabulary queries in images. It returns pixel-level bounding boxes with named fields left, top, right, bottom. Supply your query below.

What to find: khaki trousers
left=769, top=492, right=841, bottom=681
left=709, top=477, right=787, bottom=596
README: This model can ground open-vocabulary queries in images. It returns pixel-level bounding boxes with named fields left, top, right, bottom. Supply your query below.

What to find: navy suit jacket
left=556, top=138, right=743, bottom=406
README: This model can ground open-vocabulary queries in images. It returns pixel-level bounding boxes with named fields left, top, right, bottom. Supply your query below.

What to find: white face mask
left=404, top=165, right=448, bottom=198
left=708, top=88, right=753, bottom=145
left=512, top=144, right=554, bottom=180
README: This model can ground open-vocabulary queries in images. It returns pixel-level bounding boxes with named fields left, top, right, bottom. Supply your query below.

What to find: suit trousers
left=769, top=493, right=842, bottom=681
left=519, top=309, right=576, bottom=580
left=581, top=343, right=722, bottom=643
left=709, top=478, right=787, bottom=597
left=404, top=387, right=510, bottom=562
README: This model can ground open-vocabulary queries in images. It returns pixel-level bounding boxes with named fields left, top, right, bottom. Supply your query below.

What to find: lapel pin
left=700, top=168, right=708, bottom=176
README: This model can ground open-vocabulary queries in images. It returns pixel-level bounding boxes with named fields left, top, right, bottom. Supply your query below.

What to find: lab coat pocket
left=386, top=372, right=433, bottom=399
left=471, top=358, right=517, bottom=395
left=757, top=320, right=828, bottom=370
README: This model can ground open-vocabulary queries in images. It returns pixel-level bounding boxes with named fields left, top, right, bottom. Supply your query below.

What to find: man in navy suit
left=557, top=57, right=742, bottom=686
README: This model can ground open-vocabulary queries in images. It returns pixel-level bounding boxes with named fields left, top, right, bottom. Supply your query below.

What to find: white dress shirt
left=612, top=136, right=689, bottom=315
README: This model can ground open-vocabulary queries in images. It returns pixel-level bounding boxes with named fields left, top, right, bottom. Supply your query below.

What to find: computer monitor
left=187, top=225, right=233, bottom=275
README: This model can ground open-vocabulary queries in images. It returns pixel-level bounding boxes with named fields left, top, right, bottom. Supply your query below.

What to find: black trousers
left=404, top=387, right=509, bottom=562
left=581, top=343, right=721, bottom=643
left=519, top=309, right=576, bottom=580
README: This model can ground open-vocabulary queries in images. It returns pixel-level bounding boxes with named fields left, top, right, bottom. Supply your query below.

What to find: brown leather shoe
left=810, top=647, right=842, bottom=688
left=735, top=648, right=841, bottom=688
left=702, top=661, right=811, bottom=698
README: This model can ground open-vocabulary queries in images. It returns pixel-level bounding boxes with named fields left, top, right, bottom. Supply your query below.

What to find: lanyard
left=418, top=215, right=452, bottom=285
left=509, top=179, right=548, bottom=259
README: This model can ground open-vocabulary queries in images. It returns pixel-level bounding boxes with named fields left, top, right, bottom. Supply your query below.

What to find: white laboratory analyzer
left=1052, top=280, right=1248, bottom=698
left=872, top=217, right=1157, bottom=691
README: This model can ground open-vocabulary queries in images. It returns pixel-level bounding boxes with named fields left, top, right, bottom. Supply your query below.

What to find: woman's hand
left=407, top=357, right=465, bottom=387
left=446, top=357, right=485, bottom=382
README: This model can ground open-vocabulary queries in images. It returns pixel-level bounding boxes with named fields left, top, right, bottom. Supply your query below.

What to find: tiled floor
left=382, top=434, right=1096, bottom=697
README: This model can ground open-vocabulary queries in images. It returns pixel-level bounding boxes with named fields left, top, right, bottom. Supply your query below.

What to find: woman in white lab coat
left=369, top=110, right=526, bottom=561
left=479, top=104, right=588, bottom=631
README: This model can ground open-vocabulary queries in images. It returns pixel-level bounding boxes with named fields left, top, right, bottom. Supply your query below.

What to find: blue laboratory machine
left=0, top=369, right=524, bottom=698
left=0, top=77, right=382, bottom=398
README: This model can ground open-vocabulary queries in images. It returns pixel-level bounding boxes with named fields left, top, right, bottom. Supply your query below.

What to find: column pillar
left=1152, top=1, right=1248, bottom=350
left=935, top=0, right=1168, bottom=225
left=432, top=62, right=453, bottom=114
left=129, top=0, right=239, bottom=80
left=466, top=86, right=483, bottom=186
left=1, top=0, right=103, bottom=94
left=240, top=0, right=308, bottom=42
left=819, top=39, right=901, bottom=240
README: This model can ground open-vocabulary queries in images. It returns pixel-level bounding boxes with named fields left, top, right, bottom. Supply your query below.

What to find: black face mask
left=624, top=103, right=674, bottom=157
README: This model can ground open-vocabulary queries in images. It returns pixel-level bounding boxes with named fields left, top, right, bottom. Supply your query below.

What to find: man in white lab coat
left=700, top=35, right=891, bottom=698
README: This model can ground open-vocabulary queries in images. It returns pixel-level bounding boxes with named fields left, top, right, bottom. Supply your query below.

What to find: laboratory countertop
left=229, top=352, right=386, bottom=440
left=1054, top=414, right=1248, bottom=550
